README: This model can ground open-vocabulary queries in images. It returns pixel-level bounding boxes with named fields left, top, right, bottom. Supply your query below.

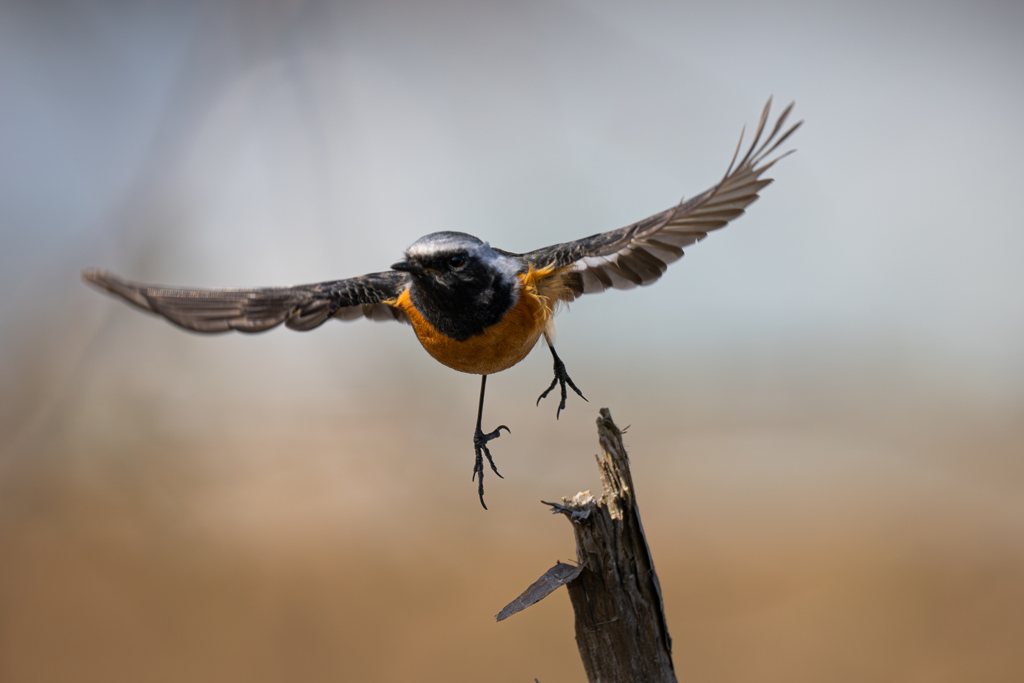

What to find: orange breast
left=392, top=284, right=547, bottom=376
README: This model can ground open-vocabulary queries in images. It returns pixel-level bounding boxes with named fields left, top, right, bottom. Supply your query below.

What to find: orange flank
left=390, top=265, right=573, bottom=376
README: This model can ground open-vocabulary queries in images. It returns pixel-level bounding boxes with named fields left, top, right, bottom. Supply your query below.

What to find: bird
left=83, top=98, right=801, bottom=508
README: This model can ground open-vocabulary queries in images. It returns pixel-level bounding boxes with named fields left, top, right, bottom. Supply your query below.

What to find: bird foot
left=536, top=353, right=587, bottom=419
left=472, top=424, right=509, bottom=509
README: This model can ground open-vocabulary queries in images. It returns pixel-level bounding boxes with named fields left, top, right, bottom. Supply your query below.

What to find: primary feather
left=512, top=97, right=802, bottom=298
left=81, top=269, right=409, bottom=333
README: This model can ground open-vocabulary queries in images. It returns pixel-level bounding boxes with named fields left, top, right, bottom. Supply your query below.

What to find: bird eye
left=449, top=254, right=467, bottom=269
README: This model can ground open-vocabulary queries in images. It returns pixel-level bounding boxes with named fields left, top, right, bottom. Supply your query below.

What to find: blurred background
left=1, top=0, right=1023, bottom=681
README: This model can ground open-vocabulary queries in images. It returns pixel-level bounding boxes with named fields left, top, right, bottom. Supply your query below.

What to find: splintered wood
left=497, top=408, right=676, bottom=683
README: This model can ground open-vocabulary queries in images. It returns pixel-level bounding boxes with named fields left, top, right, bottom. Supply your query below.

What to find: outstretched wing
left=82, top=268, right=410, bottom=333
left=516, top=98, right=802, bottom=298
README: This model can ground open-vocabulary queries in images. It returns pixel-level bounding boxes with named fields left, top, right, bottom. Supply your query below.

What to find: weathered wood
left=545, top=408, right=676, bottom=683
left=495, top=408, right=675, bottom=681
left=495, top=561, right=583, bottom=622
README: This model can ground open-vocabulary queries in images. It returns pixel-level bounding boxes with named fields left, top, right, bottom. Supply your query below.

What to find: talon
left=472, top=420, right=508, bottom=509
left=475, top=425, right=510, bottom=446
left=536, top=346, right=587, bottom=419
left=536, top=376, right=558, bottom=406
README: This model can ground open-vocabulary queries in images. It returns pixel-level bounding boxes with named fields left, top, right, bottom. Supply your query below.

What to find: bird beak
left=391, top=260, right=425, bottom=274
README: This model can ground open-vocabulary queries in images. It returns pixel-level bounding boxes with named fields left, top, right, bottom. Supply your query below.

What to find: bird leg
left=472, top=374, right=508, bottom=509
left=536, top=344, right=587, bottom=419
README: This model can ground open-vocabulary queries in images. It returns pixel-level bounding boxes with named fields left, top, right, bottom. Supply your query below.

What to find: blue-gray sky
left=3, top=0, right=1022, bottom=377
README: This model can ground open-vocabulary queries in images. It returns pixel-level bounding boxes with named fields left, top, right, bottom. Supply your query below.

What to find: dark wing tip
left=81, top=267, right=154, bottom=311
left=81, top=267, right=111, bottom=288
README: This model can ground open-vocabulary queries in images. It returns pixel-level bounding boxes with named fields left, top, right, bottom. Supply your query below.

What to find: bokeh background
left=2, top=1, right=1023, bottom=681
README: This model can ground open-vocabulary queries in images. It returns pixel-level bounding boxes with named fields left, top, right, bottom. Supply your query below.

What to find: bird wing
left=514, top=98, right=802, bottom=298
left=82, top=268, right=410, bottom=332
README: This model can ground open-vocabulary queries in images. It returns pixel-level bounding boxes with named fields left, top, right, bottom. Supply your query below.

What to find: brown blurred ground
left=1, top=321, right=1022, bottom=682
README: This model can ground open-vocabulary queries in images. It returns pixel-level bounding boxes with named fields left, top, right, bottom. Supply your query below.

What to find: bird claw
left=472, top=424, right=509, bottom=509
left=536, top=353, right=587, bottom=419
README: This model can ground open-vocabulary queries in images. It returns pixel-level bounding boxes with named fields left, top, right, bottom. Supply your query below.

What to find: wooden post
left=497, top=408, right=676, bottom=682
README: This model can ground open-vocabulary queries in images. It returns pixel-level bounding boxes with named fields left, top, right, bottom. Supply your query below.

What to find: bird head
left=391, top=232, right=523, bottom=337
left=391, top=232, right=518, bottom=294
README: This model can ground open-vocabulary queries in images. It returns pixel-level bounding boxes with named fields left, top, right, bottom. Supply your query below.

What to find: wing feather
left=82, top=268, right=409, bottom=333
left=516, top=98, right=802, bottom=299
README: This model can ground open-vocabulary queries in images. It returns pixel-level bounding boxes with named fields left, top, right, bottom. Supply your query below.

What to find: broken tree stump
left=497, top=408, right=676, bottom=683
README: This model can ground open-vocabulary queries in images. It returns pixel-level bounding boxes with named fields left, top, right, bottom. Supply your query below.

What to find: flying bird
left=83, top=98, right=801, bottom=508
